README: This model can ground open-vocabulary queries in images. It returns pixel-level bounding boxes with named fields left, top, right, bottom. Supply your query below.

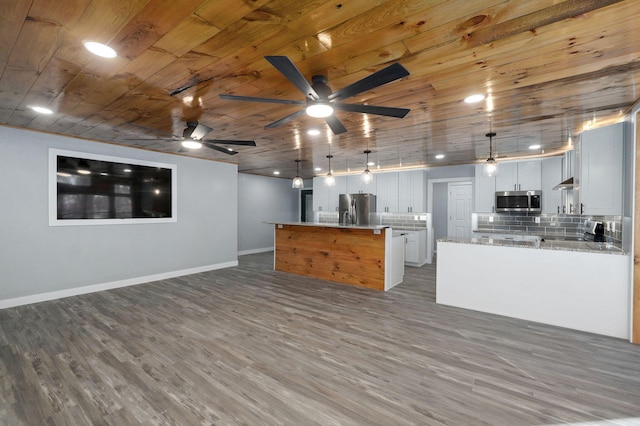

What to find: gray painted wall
left=238, top=173, right=298, bottom=253
left=0, top=126, right=238, bottom=300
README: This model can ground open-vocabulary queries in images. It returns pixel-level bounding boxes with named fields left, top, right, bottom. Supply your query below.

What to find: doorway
left=447, top=182, right=473, bottom=239
left=428, top=177, right=474, bottom=255
left=301, top=189, right=312, bottom=222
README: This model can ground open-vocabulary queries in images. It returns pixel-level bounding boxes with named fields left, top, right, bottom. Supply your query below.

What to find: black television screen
left=51, top=150, right=176, bottom=224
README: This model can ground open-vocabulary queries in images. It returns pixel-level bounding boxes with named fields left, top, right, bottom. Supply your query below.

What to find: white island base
left=436, top=241, right=630, bottom=339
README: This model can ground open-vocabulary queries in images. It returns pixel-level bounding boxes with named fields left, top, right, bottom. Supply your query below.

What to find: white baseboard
left=238, top=247, right=274, bottom=256
left=0, top=260, right=239, bottom=310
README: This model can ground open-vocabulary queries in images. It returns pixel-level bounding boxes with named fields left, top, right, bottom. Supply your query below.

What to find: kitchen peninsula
left=436, top=237, right=630, bottom=339
left=270, top=223, right=405, bottom=291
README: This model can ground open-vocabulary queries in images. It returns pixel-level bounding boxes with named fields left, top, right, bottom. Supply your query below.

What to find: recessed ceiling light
left=181, top=140, right=202, bottom=149
left=314, top=167, right=322, bottom=172
left=435, top=154, right=445, bottom=159
left=273, top=171, right=280, bottom=175
left=529, top=144, right=541, bottom=150
left=307, top=129, right=321, bottom=136
left=84, top=41, right=117, bottom=58
left=30, top=106, right=53, bottom=114
left=367, top=161, right=375, bottom=166
left=464, top=94, right=485, bottom=104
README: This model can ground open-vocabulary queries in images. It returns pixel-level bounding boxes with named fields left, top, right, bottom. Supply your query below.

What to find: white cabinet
left=404, top=229, right=426, bottom=266
left=398, top=170, right=426, bottom=213
left=347, top=174, right=375, bottom=195
left=328, top=176, right=347, bottom=212
left=312, top=176, right=346, bottom=212
left=474, top=164, right=495, bottom=213
left=376, top=172, right=399, bottom=213
left=495, top=160, right=541, bottom=192
left=579, top=122, right=623, bottom=216
left=541, top=156, right=563, bottom=214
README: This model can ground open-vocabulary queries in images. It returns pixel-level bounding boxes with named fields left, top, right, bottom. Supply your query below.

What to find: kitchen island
left=436, top=237, right=630, bottom=339
left=270, top=222, right=404, bottom=291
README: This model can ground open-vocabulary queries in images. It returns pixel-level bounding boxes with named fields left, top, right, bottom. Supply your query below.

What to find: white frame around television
left=49, top=148, right=178, bottom=226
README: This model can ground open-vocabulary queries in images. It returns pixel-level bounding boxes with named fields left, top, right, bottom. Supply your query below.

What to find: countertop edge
left=439, top=237, right=626, bottom=255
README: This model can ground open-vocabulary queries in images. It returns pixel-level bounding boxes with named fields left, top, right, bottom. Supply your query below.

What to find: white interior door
left=448, top=182, right=472, bottom=239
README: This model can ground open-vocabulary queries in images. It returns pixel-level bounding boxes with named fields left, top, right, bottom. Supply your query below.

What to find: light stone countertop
left=439, top=236, right=625, bottom=255
left=267, top=221, right=388, bottom=231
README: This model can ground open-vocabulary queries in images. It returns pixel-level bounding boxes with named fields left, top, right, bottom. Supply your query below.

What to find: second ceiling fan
left=219, top=56, right=411, bottom=135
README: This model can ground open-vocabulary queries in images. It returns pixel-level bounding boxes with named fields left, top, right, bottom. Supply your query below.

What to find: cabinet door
left=475, top=165, right=495, bottom=213
left=494, top=162, right=518, bottom=191
left=312, top=177, right=328, bottom=211
left=347, top=173, right=375, bottom=195
left=580, top=123, right=623, bottom=215
left=376, top=172, right=399, bottom=213
left=398, top=170, right=426, bottom=212
left=327, top=176, right=347, bottom=212
left=541, top=157, right=562, bottom=214
left=516, top=160, right=542, bottom=191
left=404, top=233, right=419, bottom=263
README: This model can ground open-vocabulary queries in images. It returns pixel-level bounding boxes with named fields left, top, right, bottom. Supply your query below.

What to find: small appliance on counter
left=583, top=219, right=605, bottom=242
left=339, top=193, right=376, bottom=226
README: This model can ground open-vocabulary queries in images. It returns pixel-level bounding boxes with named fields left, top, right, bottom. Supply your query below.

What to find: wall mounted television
left=49, top=149, right=177, bottom=226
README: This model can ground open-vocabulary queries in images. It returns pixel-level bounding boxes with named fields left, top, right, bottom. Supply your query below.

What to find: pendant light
left=324, top=154, right=335, bottom=186
left=483, top=131, right=498, bottom=177
left=361, top=149, right=373, bottom=184
left=292, top=159, right=304, bottom=189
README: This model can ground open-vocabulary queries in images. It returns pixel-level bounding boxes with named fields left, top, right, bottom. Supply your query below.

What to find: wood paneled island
left=271, top=223, right=404, bottom=291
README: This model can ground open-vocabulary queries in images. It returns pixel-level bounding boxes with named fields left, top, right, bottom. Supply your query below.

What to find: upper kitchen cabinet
left=495, top=160, right=541, bottom=192
left=347, top=174, right=376, bottom=195
left=475, top=164, right=495, bottom=213
left=541, top=156, right=563, bottom=214
left=376, top=172, right=399, bottom=213
left=579, top=122, right=624, bottom=216
left=398, top=170, right=426, bottom=213
left=312, top=176, right=346, bottom=212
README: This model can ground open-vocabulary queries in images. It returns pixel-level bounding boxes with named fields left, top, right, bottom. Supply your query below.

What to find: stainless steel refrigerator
left=339, top=193, right=376, bottom=226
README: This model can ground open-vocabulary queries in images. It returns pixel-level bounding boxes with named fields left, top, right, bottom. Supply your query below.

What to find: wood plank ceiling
left=1, top=0, right=639, bottom=179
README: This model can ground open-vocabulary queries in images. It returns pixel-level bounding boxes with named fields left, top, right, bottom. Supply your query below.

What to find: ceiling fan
left=219, top=56, right=411, bottom=135
left=126, top=121, right=256, bottom=155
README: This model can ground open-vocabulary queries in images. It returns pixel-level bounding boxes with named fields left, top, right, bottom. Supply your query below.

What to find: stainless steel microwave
left=495, top=190, right=541, bottom=213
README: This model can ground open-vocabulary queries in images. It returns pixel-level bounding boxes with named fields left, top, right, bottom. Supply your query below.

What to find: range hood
left=553, top=177, right=574, bottom=190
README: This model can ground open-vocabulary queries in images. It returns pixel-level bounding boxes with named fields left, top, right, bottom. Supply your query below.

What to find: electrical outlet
left=489, top=216, right=494, bottom=223
left=535, top=217, right=540, bottom=224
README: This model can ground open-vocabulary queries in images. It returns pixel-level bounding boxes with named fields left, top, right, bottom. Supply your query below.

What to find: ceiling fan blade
left=265, top=109, right=307, bottom=129
left=219, top=93, right=305, bottom=105
left=202, top=143, right=238, bottom=155
left=324, top=115, right=347, bottom=135
left=329, top=62, right=410, bottom=101
left=185, top=122, right=213, bottom=140
left=333, top=103, right=410, bottom=118
left=202, top=139, right=256, bottom=146
left=124, top=137, right=179, bottom=141
left=265, top=56, right=319, bottom=100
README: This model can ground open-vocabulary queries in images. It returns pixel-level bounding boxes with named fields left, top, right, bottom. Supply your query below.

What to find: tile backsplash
left=474, top=212, right=622, bottom=243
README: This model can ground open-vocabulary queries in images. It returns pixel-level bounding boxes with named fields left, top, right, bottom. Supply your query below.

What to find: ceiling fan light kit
left=306, top=102, right=333, bottom=118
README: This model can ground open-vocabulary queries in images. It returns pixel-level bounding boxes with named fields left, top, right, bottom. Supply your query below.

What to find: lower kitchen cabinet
left=404, top=229, right=427, bottom=266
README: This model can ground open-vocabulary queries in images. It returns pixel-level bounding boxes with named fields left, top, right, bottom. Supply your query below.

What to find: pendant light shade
left=324, top=155, right=335, bottom=186
left=292, top=159, right=304, bottom=189
left=483, top=131, right=498, bottom=177
left=361, top=149, right=373, bottom=184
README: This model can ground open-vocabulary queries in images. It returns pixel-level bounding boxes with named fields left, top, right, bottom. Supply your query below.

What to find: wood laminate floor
left=1, top=252, right=640, bottom=425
